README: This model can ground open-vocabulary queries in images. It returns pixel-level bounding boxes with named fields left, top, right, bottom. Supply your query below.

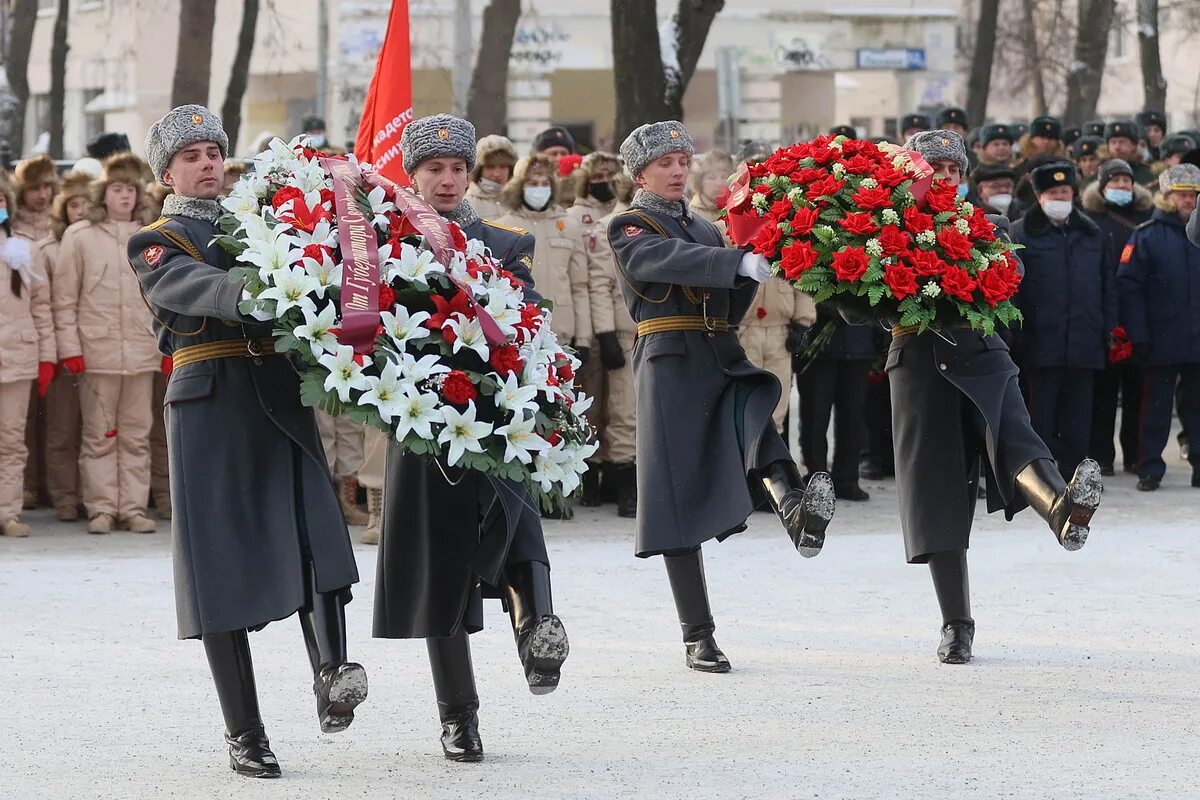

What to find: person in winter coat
left=1082, top=160, right=1155, bottom=474
left=1014, top=116, right=1066, bottom=180
left=465, top=134, right=518, bottom=220
left=740, top=278, right=816, bottom=438
left=1010, top=161, right=1117, bottom=480
left=1117, top=164, right=1200, bottom=491
left=970, top=163, right=1017, bottom=216
left=0, top=178, right=56, bottom=537
left=977, top=123, right=1016, bottom=168
left=1152, top=134, right=1196, bottom=177
left=142, top=180, right=172, bottom=519
left=687, top=150, right=735, bottom=226
left=1104, top=121, right=1156, bottom=187
left=1135, top=110, right=1168, bottom=161
left=608, top=121, right=837, bottom=674
left=29, top=171, right=90, bottom=521
left=52, top=154, right=161, bottom=534
left=1071, top=136, right=1104, bottom=190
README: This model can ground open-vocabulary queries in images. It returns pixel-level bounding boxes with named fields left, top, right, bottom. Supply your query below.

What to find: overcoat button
left=939, top=363, right=948, bottom=371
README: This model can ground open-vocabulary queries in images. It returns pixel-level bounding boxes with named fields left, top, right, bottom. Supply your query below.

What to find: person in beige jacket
left=687, top=150, right=734, bottom=226
left=739, top=282, right=817, bottom=432
left=29, top=171, right=91, bottom=521
left=143, top=180, right=173, bottom=519
left=52, top=154, right=161, bottom=534
left=1, top=178, right=56, bottom=537
left=465, top=134, right=518, bottom=220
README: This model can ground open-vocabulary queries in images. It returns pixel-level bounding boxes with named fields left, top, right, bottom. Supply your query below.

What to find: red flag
left=355, top=0, right=414, bottom=185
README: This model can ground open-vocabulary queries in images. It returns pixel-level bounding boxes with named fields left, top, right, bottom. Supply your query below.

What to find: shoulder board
left=1135, top=219, right=1155, bottom=230
left=140, top=217, right=173, bottom=234
left=617, top=209, right=670, bottom=239
left=483, top=220, right=528, bottom=236
left=143, top=217, right=206, bottom=263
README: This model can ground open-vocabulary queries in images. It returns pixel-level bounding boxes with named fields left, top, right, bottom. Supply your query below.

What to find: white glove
left=240, top=288, right=275, bottom=321
left=737, top=252, right=772, bottom=283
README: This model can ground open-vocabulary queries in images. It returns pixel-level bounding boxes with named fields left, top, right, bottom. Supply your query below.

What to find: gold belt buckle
left=247, top=339, right=264, bottom=364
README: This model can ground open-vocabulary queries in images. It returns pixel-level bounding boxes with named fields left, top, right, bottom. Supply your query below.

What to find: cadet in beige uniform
left=687, top=150, right=734, bottom=227
left=465, top=135, right=518, bottom=221
left=739, top=282, right=816, bottom=433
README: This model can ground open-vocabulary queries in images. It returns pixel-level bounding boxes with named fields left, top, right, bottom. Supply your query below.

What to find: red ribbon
left=722, top=163, right=767, bottom=248
left=321, top=157, right=381, bottom=354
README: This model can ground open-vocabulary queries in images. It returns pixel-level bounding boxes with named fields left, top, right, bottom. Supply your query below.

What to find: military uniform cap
left=979, top=123, right=1014, bottom=145
left=1104, top=120, right=1139, bottom=143
left=1062, top=126, right=1082, bottom=147
left=400, top=114, right=476, bottom=175
left=1071, top=135, right=1103, bottom=159
left=972, top=163, right=1016, bottom=184
left=1030, top=160, right=1077, bottom=193
left=902, top=129, right=969, bottom=176
left=145, top=104, right=229, bottom=185
left=1083, top=120, right=1106, bottom=138
left=901, top=114, right=931, bottom=133
left=1030, top=115, right=1063, bottom=140
left=1159, top=163, right=1200, bottom=194
left=830, top=125, right=857, bottom=139
left=1097, top=159, right=1133, bottom=188
left=936, top=107, right=969, bottom=129
left=1135, top=110, right=1166, bottom=132
left=620, top=121, right=695, bottom=178
left=1162, top=134, right=1197, bottom=157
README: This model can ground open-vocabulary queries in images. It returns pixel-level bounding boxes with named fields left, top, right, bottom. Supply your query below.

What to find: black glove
left=573, top=344, right=590, bottom=366
left=786, top=323, right=811, bottom=356
left=597, top=331, right=626, bottom=370
left=1131, top=342, right=1151, bottom=365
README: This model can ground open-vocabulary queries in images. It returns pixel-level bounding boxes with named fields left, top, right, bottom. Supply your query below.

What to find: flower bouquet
left=216, top=136, right=596, bottom=509
left=723, top=135, right=1023, bottom=335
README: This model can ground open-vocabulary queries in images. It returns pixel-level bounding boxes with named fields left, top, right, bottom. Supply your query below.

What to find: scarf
left=631, top=189, right=691, bottom=220
left=162, top=194, right=223, bottom=222
left=442, top=199, right=481, bottom=228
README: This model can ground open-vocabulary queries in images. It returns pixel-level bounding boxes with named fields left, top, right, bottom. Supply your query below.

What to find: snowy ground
left=3, top=457, right=1198, bottom=800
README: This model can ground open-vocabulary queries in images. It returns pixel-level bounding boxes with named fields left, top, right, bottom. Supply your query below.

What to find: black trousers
left=798, top=358, right=871, bottom=488
left=1089, top=363, right=1142, bottom=470
left=1026, top=367, right=1095, bottom=480
left=862, top=374, right=894, bottom=470
left=1137, top=364, right=1200, bottom=481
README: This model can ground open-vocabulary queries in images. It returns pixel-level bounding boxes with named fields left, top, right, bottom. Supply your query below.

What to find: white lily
left=241, top=228, right=301, bottom=279
left=380, top=307, right=432, bottom=350
left=446, top=316, right=491, bottom=361
left=438, top=402, right=493, bottom=467
left=530, top=449, right=568, bottom=493
left=257, top=265, right=319, bottom=317
left=387, top=242, right=440, bottom=287
left=482, top=272, right=524, bottom=311
left=292, top=302, right=340, bottom=355
left=317, top=344, right=373, bottom=402
left=359, top=361, right=412, bottom=424
left=464, top=237, right=490, bottom=261
left=397, top=352, right=451, bottom=383
left=392, top=387, right=442, bottom=442
left=493, top=414, right=550, bottom=465
left=366, top=184, right=397, bottom=227
left=302, top=249, right=341, bottom=298
left=221, top=188, right=261, bottom=216
left=494, top=371, right=540, bottom=417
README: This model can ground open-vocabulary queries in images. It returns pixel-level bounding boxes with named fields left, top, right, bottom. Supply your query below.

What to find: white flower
left=787, top=187, right=805, bottom=204
left=881, top=208, right=900, bottom=225
left=493, top=414, right=551, bottom=465
left=366, top=184, right=397, bottom=227
left=464, top=236, right=489, bottom=261
left=302, top=248, right=341, bottom=298
left=240, top=227, right=301, bottom=278
left=959, top=201, right=975, bottom=217
left=392, top=387, right=442, bottom=441
left=860, top=177, right=878, bottom=189
left=954, top=218, right=971, bottom=235
left=494, top=371, right=540, bottom=417
left=446, top=316, right=491, bottom=361
left=397, top=352, right=451, bottom=384
left=359, top=361, right=411, bottom=424
left=380, top=306, right=432, bottom=350
left=865, top=238, right=883, bottom=258
left=832, top=162, right=846, bottom=176
left=257, top=265, right=319, bottom=317
left=222, top=189, right=261, bottom=216
left=922, top=282, right=942, bottom=298
left=486, top=305, right=522, bottom=337
left=530, top=449, right=567, bottom=493
left=916, top=230, right=937, bottom=246
left=751, top=193, right=769, bottom=211
left=292, top=302, right=340, bottom=355
left=387, top=241, right=440, bottom=287
left=438, top=402, right=493, bottom=466
left=318, top=345, right=373, bottom=402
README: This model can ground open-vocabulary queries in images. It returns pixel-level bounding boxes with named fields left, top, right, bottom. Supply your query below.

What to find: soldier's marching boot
left=761, top=460, right=835, bottom=557
left=504, top=560, right=569, bottom=695
left=299, top=569, right=367, bottom=733
left=427, top=630, right=483, bottom=762
left=1015, top=458, right=1102, bottom=551
left=615, top=463, right=638, bottom=519
left=338, top=477, right=370, bottom=526
left=580, top=462, right=604, bottom=507
left=928, top=549, right=974, bottom=664
left=600, top=461, right=619, bottom=504
left=202, top=629, right=280, bottom=779
left=360, top=487, right=382, bottom=545
left=664, top=549, right=730, bottom=673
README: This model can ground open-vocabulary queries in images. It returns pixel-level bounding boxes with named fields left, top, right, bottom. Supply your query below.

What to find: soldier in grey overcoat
left=608, top=121, right=837, bottom=674
left=372, top=114, right=567, bottom=764
left=128, top=106, right=365, bottom=779
left=885, top=131, right=1105, bottom=665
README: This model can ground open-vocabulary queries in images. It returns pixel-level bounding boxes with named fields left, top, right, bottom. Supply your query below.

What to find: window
left=83, top=88, right=104, bottom=145
left=1109, top=18, right=1129, bottom=61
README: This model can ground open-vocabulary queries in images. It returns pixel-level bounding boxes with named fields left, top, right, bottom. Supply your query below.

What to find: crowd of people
left=2, top=106, right=1199, bottom=543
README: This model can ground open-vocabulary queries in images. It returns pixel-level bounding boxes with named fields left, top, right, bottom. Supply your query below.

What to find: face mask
left=1040, top=199, right=1073, bottom=222
left=308, top=135, right=327, bottom=148
left=589, top=182, right=614, bottom=203
left=0, top=209, right=8, bottom=225
left=479, top=178, right=504, bottom=193
left=523, top=186, right=552, bottom=210
left=988, top=193, right=1013, bottom=213
left=955, top=183, right=969, bottom=198
left=1104, top=188, right=1133, bottom=207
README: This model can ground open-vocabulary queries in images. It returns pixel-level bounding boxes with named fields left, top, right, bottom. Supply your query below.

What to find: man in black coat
left=372, top=114, right=566, bottom=763
left=129, top=106, right=365, bottom=778
left=1010, top=161, right=1117, bottom=480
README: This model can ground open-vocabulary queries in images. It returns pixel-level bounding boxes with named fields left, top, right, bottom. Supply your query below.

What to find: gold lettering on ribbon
left=321, top=157, right=381, bottom=353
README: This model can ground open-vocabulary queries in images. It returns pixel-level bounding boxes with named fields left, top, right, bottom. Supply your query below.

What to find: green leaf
left=867, top=283, right=887, bottom=305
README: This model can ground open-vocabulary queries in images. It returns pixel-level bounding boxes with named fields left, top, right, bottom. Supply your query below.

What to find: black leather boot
left=202, top=630, right=281, bottom=779
left=580, top=462, right=604, bottom=507
left=504, top=560, right=569, bottom=695
left=664, top=550, right=730, bottom=673
left=615, top=463, right=637, bottom=519
left=299, top=570, right=367, bottom=733
left=1015, top=458, right=1102, bottom=551
left=928, top=550, right=974, bottom=664
left=761, top=459, right=835, bottom=557
left=427, top=630, right=483, bottom=762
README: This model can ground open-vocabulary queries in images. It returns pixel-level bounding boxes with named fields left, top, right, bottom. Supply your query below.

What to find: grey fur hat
left=401, top=114, right=476, bottom=175
left=902, top=129, right=969, bottom=176
left=620, top=121, right=695, bottom=178
left=1159, top=163, right=1200, bottom=194
left=145, top=104, right=229, bottom=185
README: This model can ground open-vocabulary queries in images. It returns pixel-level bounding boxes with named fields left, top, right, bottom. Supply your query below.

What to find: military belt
left=637, top=315, right=729, bottom=336
left=170, top=338, right=278, bottom=370
left=891, top=323, right=974, bottom=339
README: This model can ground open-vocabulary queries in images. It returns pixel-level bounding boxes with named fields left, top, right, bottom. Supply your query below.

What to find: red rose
left=841, top=154, right=875, bottom=174
left=839, top=212, right=880, bottom=235
left=831, top=247, right=870, bottom=282
left=875, top=167, right=908, bottom=188
left=441, top=370, right=478, bottom=405
left=780, top=240, right=819, bottom=279
left=977, top=266, right=1015, bottom=307
left=967, top=209, right=998, bottom=242
left=884, top=263, right=919, bottom=301
left=489, top=344, right=524, bottom=376
left=271, top=186, right=305, bottom=210
left=924, top=181, right=959, bottom=213
left=1112, top=326, right=1128, bottom=340
left=939, top=266, right=978, bottom=302
left=807, top=175, right=845, bottom=199
left=378, top=283, right=396, bottom=311
left=751, top=223, right=784, bottom=257
left=769, top=197, right=795, bottom=221
left=903, top=206, right=934, bottom=233
left=853, top=186, right=894, bottom=210
left=768, top=154, right=799, bottom=174
left=907, top=249, right=948, bottom=277
left=790, top=168, right=824, bottom=185
left=753, top=184, right=774, bottom=196
left=878, top=225, right=911, bottom=256
left=937, top=227, right=974, bottom=262
left=790, top=206, right=820, bottom=235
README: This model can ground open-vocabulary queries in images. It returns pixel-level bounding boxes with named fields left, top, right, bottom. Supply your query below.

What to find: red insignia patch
left=142, top=245, right=165, bottom=268
left=587, top=233, right=597, bottom=252
left=582, top=214, right=593, bottom=225
left=1120, top=244, right=1134, bottom=264
left=623, top=224, right=644, bottom=238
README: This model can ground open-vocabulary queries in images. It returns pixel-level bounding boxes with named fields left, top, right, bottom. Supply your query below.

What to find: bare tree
left=2, top=0, right=37, bottom=156
left=966, top=0, right=1000, bottom=124
left=48, top=0, right=68, bottom=158
left=1137, top=0, right=1167, bottom=111
left=221, top=0, right=259, bottom=152
left=611, top=0, right=725, bottom=144
left=172, top=0, right=217, bottom=107
left=1020, top=0, right=1048, bottom=115
left=1063, top=0, right=1116, bottom=124
left=465, top=0, right=521, bottom=137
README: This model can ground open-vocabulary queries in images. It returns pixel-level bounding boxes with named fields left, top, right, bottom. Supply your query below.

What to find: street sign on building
left=855, top=48, right=926, bottom=70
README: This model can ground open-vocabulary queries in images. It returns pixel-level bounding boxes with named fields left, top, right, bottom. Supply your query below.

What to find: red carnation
left=751, top=223, right=784, bottom=258
left=840, top=212, right=880, bottom=236
left=449, top=223, right=467, bottom=252
left=302, top=242, right=332, bottom=262
left=903, top=205, right=935, bottom=233
left=878, top=225, right=911, bottom=256
left=378, top=283, right=396, bottom=311
left=853, top=186, right=894, bottom=210
left=271, top=186, right=305, bottom=210
left=790, top=206, right=820, bottom=235
left=831, top=247, right=870, bottom=282
left=489, top=344, right=524, bottom=376
left=769, top=197, right=795, bottom=221
left=939, top=266, right=978, bottom=302
left=780, top=240, right=819, bottom=279
left=937, top=227, right=975, bottom=262
left=884, top=263, right=919, bottom=301
left=441, top=370, right=478, bottom=406
left=807, top=175, right=845, bottom=199
left=924, top=182, right=959, bottom=213
left=907, top=249, right=949, bottom=277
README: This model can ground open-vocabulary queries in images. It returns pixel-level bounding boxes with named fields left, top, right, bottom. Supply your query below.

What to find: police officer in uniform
left=373, top=114, right=568, bottom=763
left=608, top=121, right=837, bottom=673
left=128, top=106, right=366, bottom=778
left=1071, top=135, right=1105, bottom=189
